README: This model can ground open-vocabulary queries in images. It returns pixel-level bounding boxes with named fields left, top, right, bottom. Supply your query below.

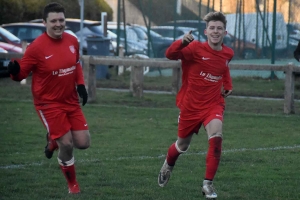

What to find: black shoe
left=44, top=133, right=58, bottom=159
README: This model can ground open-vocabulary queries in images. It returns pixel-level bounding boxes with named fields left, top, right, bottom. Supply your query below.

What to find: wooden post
left=130, top=66, right=144, bottom=97
left=88, top=59, right=97, bottom=102
left=20, top=41, right=28, bottom=85
left=171, top=66, right=181, bottom=94
left=284, top=64, right=295, bottom=114
left=118, top=46, right=124, bottom=75
left=82, top=56, right=90, bottom=87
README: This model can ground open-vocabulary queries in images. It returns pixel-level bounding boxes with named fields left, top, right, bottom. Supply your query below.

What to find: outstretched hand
left=77, top=85, right=88, bottom=106
left=182, top=30, right=194, bottom=46
left=8, top=60, right=20, bottom=76
left=222, top=90, right=232, bottom=98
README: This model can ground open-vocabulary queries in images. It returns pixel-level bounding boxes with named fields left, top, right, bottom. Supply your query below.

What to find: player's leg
left=56, top=106, right=90, bottom=194
left=158, top=113, right=200, bottom=187
left=202, top=118, right=223, bottom=199
left=36, top=109, right=58, bottom=159
left=68, top=106, right=90, bottom=150
left=56, top=131, right=80, bottom=194
left=158, top=134, right=193, bottom=187
left=71, top=130, right=90, bottom=149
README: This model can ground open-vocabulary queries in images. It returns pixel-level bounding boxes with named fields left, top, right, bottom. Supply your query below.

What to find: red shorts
left=178, top=104, right=225, bottom=138
left=36, top=104, right=88, bottom=140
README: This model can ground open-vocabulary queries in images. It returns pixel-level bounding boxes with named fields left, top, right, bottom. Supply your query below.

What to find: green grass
left=1, top=77, right=300, bottom=200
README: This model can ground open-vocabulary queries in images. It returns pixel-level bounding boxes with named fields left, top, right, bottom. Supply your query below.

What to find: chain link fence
left=111, top=0, right=299, bottom=79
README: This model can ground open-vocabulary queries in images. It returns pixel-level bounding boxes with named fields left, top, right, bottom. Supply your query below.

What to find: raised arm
left=165, top=30, right=194, bottom=61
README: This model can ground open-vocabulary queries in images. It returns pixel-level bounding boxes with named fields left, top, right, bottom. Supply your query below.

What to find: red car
left=0, top=42, right=22, bottom=53
left=0, top=42, right=22, bottom=77
left=0, top=27, right=22, bottom=47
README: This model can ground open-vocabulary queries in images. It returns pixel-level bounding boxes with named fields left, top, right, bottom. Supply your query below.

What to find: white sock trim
left=175, top=140, right=189, bottom=153
left=57, top=157, right=75, bottom=166
left=209, top=133, right=223, bottom=140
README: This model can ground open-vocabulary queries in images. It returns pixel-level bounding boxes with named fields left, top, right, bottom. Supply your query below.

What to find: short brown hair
left=43, top=2, right=65, bottom=21
left=204, top=12, right=227, bottom=28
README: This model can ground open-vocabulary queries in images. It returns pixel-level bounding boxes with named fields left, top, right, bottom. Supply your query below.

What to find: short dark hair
left=43, top=2, right=65, bottom=21
left=204, top=12, right=227, bottom=28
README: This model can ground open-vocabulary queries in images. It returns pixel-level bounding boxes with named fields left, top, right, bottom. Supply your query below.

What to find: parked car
left=0, top=27, right=22, bottom=47
left=151, top=26, right=196, bottom=39
left=128, top=25, right=173, bottom=58
left=0, top=47, right=9, bottom=76
left=0, top=41, right=22, bottom=53
left=162, top=20, right=207, bottom=38
left=29, top=19, right=148, bottom=56
left=0, top=42, right=22, bottom=77
left=105, top=24, right=148, bottom=56
left=2, top=22, right=78, bottom=44
left=151, top=26, right=208, bottom=43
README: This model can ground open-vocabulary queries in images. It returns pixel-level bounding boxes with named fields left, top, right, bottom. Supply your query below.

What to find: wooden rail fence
left=0, top=52, right=298, bottom=114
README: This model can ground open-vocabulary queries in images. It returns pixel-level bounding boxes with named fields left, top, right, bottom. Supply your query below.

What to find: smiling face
left=204, top=20, right=227, bottom=50
left=43, top=12, right=66, bottom=39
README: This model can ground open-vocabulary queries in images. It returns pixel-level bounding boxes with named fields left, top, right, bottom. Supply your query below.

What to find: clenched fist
left=182, top=30, right=194, bottom=46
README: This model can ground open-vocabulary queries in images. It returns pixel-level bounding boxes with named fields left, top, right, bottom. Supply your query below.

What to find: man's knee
left=76, top=139, right=90, bottom=149
left=175, top=140, right=190, bottom=153
left=72, top=130, right=90, bottom=149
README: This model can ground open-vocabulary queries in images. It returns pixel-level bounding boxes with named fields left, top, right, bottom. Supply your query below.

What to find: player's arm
left=165, top=30, right=194, bottom=60
left=294, top=41, right=300, bottom=62
left=74, top=42, right=88, bottom=106
left=8, top=44, right=37, bottom=81
left=222, top=62, right=233, bottom=98
left=75, top=60, right=88, bottom=106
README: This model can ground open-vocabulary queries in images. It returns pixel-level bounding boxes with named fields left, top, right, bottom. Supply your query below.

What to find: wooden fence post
left=82, top=56, right=90, bottom=87
left=118, top=46, right=124, bottom=75
left=20, top=41, right=28, bottom=85
left=130, top=66, right=144, bottom=97
left=88, top=57, right=97, bottom=102
left=284, top=63, right=295, bottom=114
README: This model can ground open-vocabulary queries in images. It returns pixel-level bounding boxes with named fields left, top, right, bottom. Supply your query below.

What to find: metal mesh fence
left=107, top=0, right=300, bottom=79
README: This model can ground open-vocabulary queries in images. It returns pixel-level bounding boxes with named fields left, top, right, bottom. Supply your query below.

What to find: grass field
left=1, top=77, right=300, bottom=200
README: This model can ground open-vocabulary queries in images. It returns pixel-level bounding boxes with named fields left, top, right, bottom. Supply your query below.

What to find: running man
left=158, top=12, right=234, bottom=199
left=7, top=2, right=90, bottom=194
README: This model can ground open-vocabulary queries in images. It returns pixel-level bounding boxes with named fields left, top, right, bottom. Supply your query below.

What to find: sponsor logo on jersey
left=200, top=71, right=222, bottom=82
left=52, top=66, right=76, bottom=76
left=69, top=45, right=75, bottom=54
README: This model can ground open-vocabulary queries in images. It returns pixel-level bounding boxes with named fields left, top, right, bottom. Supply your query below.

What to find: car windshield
left=139, top=27, right=163, bottom=37
left=0, top=27, right=21, bottom=43
left=131, top=27, right=148, bottom=40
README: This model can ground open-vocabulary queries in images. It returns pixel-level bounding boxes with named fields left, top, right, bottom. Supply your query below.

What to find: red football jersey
left=166, top=40, right=234, bottom=111
left=11, top=32, right=85, bottom=107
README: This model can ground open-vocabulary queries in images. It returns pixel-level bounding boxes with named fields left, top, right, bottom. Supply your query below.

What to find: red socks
left=166, top=143, right=181, bottom=166
left=60, top=164, right=78, bottom=186
left=205, top=137, right=222, bottom=180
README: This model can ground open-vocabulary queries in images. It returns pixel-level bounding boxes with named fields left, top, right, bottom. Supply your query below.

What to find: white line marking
left=1, top=145, right=299, bottom=169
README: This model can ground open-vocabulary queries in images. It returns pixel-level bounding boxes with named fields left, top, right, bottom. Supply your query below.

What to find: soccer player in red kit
left=7, top=2, right=90, bottom=194
left=158, top=12, right=233, bottom=199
